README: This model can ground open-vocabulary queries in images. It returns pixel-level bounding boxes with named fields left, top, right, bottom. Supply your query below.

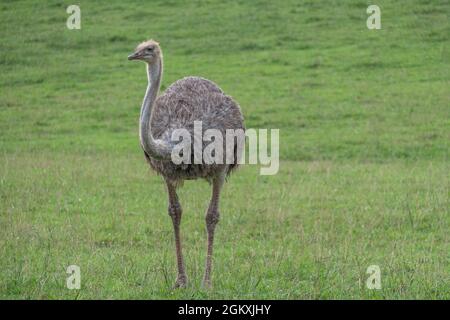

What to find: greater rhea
left=128, top=40, right=245, bottom=288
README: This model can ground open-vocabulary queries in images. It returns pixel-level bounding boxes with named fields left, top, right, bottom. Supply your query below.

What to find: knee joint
left=205, top=210, right=220, bottom=227
left=168, top=202, right=182, bottom=219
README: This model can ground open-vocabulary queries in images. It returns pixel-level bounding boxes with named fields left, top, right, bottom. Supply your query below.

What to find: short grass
left=0, top=0, right=449, bottom=299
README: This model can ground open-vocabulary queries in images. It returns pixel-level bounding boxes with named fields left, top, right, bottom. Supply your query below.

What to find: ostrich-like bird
left=128, top=40, right=244, bottom=288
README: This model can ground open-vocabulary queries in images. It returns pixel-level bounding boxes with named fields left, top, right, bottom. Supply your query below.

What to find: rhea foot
left=172, top=274, right=187, bottom=289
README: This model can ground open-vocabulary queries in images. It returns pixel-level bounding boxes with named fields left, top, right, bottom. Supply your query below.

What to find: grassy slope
left=0, top=0, right=449, bottom=298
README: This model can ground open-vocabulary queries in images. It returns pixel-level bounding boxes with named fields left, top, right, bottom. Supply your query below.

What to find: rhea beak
left=128, top=52, right=140, bottom=60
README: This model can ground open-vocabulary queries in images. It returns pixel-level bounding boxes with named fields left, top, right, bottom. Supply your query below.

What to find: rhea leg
left=166, top=181, right=187, bottom=288
left=202, top=172, right=226, bottom=288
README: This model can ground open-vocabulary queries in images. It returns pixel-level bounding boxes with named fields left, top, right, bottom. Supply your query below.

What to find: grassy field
left=0, top=0, right=448, bottom=299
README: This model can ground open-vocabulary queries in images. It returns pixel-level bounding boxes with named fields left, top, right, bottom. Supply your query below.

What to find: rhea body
left=128, top=40, right=244, bottom=288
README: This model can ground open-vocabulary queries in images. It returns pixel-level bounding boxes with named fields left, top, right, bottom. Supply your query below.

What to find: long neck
left=139, top=57, right=172, bottom=160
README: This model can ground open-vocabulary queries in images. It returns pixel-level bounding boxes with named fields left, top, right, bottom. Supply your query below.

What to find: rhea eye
left=147, top=47, right=153, bottom=52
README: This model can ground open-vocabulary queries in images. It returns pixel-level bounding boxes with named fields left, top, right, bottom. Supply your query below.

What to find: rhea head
left=128, top=40, right=161, bottom=64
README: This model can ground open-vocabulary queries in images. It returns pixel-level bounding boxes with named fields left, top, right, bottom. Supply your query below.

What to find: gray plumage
left=128, top=40, right=244, bottom=288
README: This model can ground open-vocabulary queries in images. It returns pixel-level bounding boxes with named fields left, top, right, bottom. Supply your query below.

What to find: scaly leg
left=202, top=171, right=226, bottom=289
left=166, top=180, right=187, bottom=288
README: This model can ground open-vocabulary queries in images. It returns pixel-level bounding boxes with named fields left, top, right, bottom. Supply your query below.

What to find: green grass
left=0, top=0, right=449, bottom=299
